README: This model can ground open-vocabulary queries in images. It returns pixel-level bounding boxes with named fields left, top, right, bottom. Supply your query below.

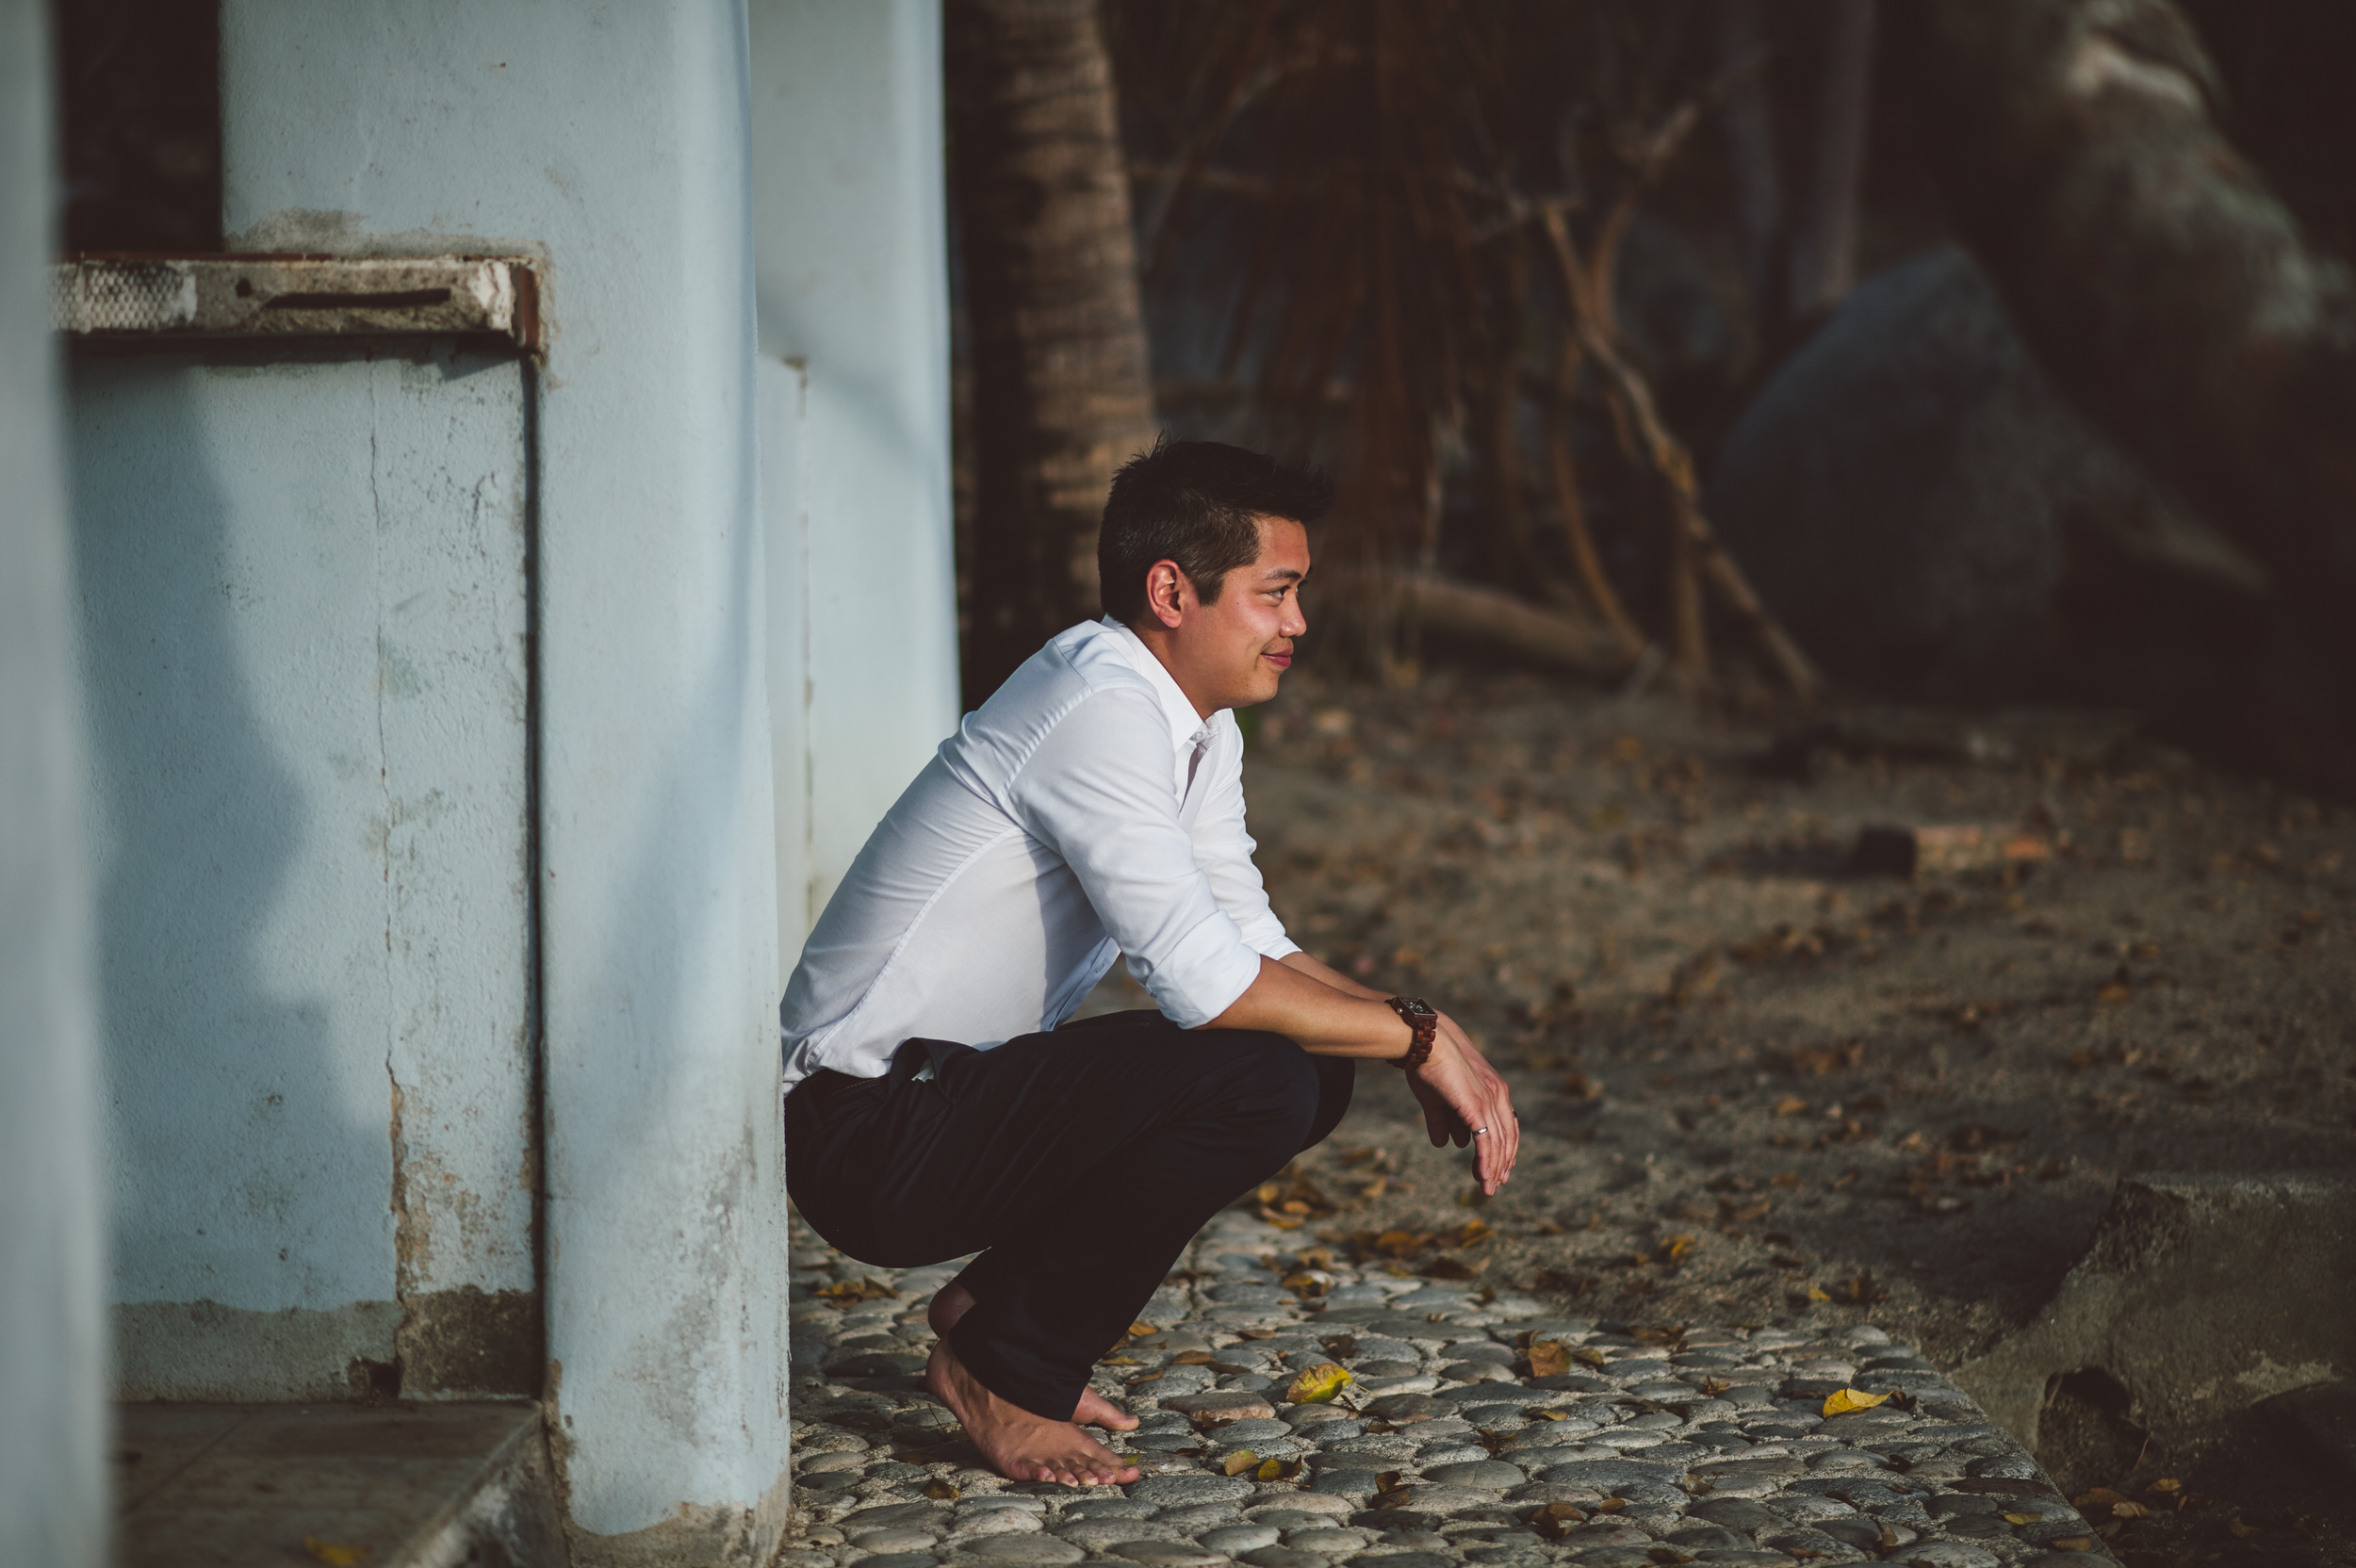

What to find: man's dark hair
left=1098, top=437, right=1333, bottom=625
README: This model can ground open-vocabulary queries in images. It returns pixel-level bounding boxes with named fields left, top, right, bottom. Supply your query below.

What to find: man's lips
left=1263, top=648, right=1293, bottom=668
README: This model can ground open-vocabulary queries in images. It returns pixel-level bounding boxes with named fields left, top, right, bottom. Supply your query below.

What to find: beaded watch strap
left=1384, top=996, right=1438, bottom=1070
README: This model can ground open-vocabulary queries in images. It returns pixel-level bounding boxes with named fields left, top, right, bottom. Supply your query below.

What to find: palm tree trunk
left=949, top=0, right=1158, bottom=705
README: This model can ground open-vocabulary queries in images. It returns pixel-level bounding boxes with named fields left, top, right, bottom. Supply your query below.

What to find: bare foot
left=929, top=1282, right=1138, bottom=1432
left=925, top=1339, right=1140, bottom=1487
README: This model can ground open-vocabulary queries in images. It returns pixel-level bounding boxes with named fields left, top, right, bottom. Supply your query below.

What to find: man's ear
left=1144, top=559, right=1188, bottom=629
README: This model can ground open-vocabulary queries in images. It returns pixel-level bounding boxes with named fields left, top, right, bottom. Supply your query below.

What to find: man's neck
left=1119, top=617, right=1216, bottom=721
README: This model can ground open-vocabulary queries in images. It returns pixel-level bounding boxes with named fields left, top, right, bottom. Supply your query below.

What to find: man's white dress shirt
left=779, top=617, right=1299, bottom=1087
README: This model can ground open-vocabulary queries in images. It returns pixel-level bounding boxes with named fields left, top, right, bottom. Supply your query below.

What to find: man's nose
left=1283, top=594, right=1307, bottom=638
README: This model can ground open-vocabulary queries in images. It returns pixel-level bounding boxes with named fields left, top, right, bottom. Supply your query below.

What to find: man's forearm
left=1201, top=955, right=1413, bottom=1057
left=1277, top=948, right=1392, bottom=1002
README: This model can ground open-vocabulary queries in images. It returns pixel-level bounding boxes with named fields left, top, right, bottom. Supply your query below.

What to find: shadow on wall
left=72, top=350, right=401, bottom=1398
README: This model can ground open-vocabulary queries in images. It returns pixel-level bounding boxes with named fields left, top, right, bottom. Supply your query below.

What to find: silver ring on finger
left=1472, top=1127, right=1490, bottom=1135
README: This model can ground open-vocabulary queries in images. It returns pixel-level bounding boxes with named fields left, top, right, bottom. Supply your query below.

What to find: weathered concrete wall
left=0, top=0, right=108, bottom=1559
left=72, top=349, right=535, bottom=1401
left=762, top=354, right=814, bottom=961
left=750, top=0, right=960, bottom=923
left=218, top=1, right=791, bottom=1559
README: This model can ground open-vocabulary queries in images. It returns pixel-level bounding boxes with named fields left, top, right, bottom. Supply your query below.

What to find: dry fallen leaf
left=303, top=1541, right=371, bottom=1568
left=1772, top=1095, right=1811, bottom=1117
left=2151, top=1478, right=2182, bottom=1493
left=1452, top=1218, right=1494, bottom=1248
left=1804, top=1285, right=1832, bottom=1302
left=1700, top=1377, right=1731, bottom=1396
left=2112, top=1501, right=2151, bottom=1519
left=1254, top=1457, right=1301, bottom=1481
left=2074, top=1489, right=2127, bottom=1510
left=1527, top=1407, right=1567, bottom=1421
left=1285, top=1363, right=1355, bottom=1404
left=924, top=1478, right=961, bottom=1500
left=1222, top=1449, right=1260, bottom=1477
left=1575, top=1347, right=1610, bottom=1369
left=2228, top=1519, right=2261, bottom=1539
left=1170, top=1349, right=1216, bottom=1366
left=1822, top=1387, right=1891, bottom=1416
left=1126, top=1371, right=1164, bottom=1386
left=1100, top=1353, right=1143, bottom=1366
left=1128, top=1320, right=1158, bottom=1337
left=1527, top=1338, right=1571, bottom=1379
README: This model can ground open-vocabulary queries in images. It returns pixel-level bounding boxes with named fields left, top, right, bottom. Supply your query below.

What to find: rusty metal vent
left=53, top=255, right=540, bottom=354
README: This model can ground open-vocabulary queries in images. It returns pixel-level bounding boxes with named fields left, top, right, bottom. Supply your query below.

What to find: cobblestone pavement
left=781, top=1208, right=2114, bottom=1568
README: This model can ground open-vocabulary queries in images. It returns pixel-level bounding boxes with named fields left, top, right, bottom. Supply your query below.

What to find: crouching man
left=781, top=439, right=1518, bottom=1487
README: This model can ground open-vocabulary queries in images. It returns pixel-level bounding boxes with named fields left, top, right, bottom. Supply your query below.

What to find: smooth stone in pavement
left=1371, top=1484, right=1502, bottom=1512
left=1249, top=1494, right=1357, bottom=1520
left=1239, top=1550, right=1328, bottom=1568
left=1560, top=1550, right=1654, bottom=1568
left=1310, top=1470, right=1386, bottom=1496
left=955, top=1536, right=1086, bottom=1567
left=1363, top=1395, right=1451, bottom=1422
left=1344, top=1555, right=1454, bottom=1568
left=1063, top=1497, right=1158, bottom=1519
left=862, top=1556, right=940, bottom=1568
left=1215, top=1418, right=1294, bottom=1444
left=1534, top=1460, right=1677, bottom=1488
left=1886, top=1544, right=2001, bottom=1568
left=1115, top=1542, right=1230, bottom=1567
left=1130, top=1475, right=1256, bottom=1509
left=1199, top=1524, right=1283, bottom=1554
left=856, top=1528, right=943, bottom=1552
left=1137, top=1331, right=1217, bottom=1353
left=1417, top=1462, right=1525, bottom=1490
left=1056, top=1522, right=1192, bottom=1551
left=1281, top=1528, right=1369, bottom=1555
left=1166, top=1392, right=1279, bottom=1422
left=850, top=1504, right=957, bottom=1531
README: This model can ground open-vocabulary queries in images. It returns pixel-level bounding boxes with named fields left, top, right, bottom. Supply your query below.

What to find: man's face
left=1159, top=515, right=1310, bottom=716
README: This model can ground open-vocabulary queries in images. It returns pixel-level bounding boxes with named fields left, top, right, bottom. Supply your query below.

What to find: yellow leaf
left=1126, top=1370, right=1163, bottom=1386
left=1170, top=1349, right=1216, bottom=1365
left=2151, top=1477, right=2182, bottom=1492
left=1773, top=1095, right=1810, bottom=1117
left=1527, top=1338, right=1570, bottom=1379
left=1222, top=1449, right=1260, bottom=1477
left=303, top=1540, right=371, bottom=1567
left=1575, top=1347, right=1610, bottom=1368
left=1453, top=1218, right=1494, bottom=1247
left=2003, top=1513, right=2036, bottom=1526
left=1256, top=1183, right=1281, bottom=1204
left=1255, top=1457, right=1301, bottom=1481
left=1128, top=1320, right=1159, bottom=1337
left=1805, top=1285, right=1832, bottom=1302
left=1662, top=1233, right=1695, bottom=1262
left=1528, top=1408, right=1567, bottom=1421
left=2113, top=1501, right=2151, bottom=1518
left=1822, top=1387, right=1891, bottom=1416
left=924, top=1478, right=961, bottom=1500
left=1101, top=1353, right=1142, bottom=1366
left=1285, top=1362, right=1355, bottom=1404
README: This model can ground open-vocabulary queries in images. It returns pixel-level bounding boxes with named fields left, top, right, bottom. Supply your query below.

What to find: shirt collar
left=1099, top=616, right=1218, bottom=750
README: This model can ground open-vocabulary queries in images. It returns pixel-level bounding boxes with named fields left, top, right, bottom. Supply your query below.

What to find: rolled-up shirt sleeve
left=1007, top=689, right=1265, bottom=1027
left=1192, top=714, right=1300, bottom=961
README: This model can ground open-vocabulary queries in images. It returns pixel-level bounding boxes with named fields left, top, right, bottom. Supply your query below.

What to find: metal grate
left=53, top=259, right=198, bottom=333
left=51, top=255, right=540, bottom=354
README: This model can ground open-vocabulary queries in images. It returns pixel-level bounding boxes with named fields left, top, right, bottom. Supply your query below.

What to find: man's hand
left=1403, top=1016, right=1517, bottom=1194
left=1209, top=954, right=1517, bottom=1193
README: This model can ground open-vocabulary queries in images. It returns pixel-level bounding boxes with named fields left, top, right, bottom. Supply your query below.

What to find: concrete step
left=115, top=1399, right=564, bottom=1568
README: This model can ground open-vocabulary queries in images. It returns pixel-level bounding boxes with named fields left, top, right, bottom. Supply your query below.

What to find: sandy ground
left=1084, top=666, right=2356, bottom=1561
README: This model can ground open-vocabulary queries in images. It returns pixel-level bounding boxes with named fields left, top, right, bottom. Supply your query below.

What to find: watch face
left=1399, top=998, right=1436, bottom=1021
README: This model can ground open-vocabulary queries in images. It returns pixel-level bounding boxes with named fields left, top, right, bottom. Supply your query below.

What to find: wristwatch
left=1384, top=996, right=1439, bottom=1070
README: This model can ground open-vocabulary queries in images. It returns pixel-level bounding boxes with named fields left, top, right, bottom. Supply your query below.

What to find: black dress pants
left=785, top=1011, right=1354, bottom=1421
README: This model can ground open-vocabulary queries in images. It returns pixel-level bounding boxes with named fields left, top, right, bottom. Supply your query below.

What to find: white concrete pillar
left=0, top=0, right=108, bottom=1561
left=220, top=2, right=790, bottom=1559
left=750, top=0, right=960, bottom=926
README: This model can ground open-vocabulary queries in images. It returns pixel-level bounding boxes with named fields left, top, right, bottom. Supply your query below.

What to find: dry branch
left=1399, top=574, right=1631, bottom=678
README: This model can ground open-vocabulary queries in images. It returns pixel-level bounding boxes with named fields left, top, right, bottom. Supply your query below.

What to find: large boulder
left=1707, top=246, right=2266, bottom=706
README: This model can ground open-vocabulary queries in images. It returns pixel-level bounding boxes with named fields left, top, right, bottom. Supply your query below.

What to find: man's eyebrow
left=1263, top=565, right=1307, bottom=582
